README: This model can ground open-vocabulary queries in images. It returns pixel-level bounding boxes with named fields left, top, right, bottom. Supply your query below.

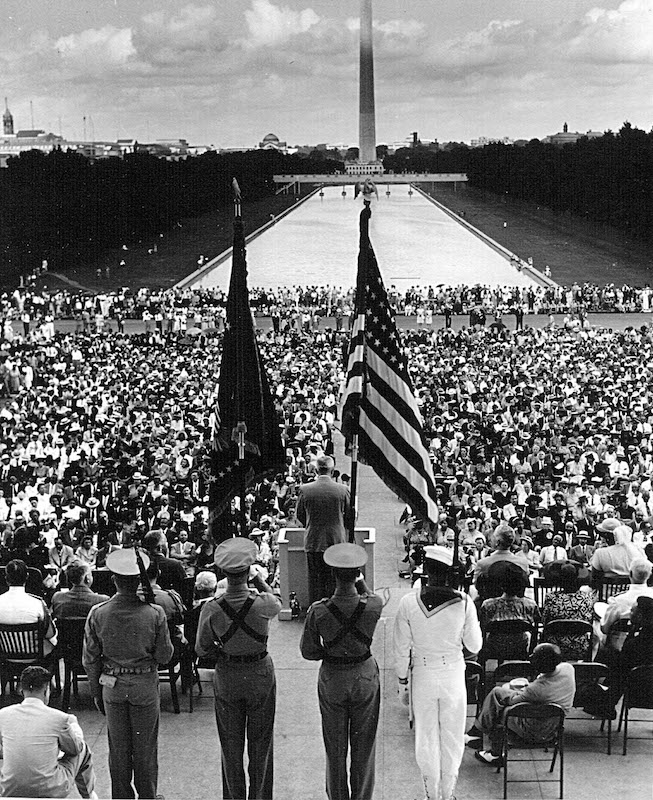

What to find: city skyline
left=2, top=0, right=651, bottom=147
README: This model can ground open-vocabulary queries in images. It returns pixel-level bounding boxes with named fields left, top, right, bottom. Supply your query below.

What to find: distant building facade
left=0, top=100, right=208, bottom=167
left=470, top=136, right=514, bottom=148
left=542, top=122, right=604, bottom=146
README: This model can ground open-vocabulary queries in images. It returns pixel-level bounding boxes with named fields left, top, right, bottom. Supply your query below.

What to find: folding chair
left=56, top=617, right=89, bottom=710
left=569, top=661, right=613, bottom=754
left=157, top=621, right=183, bottom=713
left=533, top=575, right=558, bottom=609
left=500, top=702, right=565, bottom=799
left=619, top=663, right=653, bottom=755
left=0, top=621, right=50, bottom=694
left=542, top=619, right=593, bottom=662
left=182, top=604, right=216, bottom=713
left=26, top=567, right=46, bottom=597
left=407, top=649, right=414, bottom=729
left=482, top=619, right=537, bottom=667
left=604, top=618, right=631, bottom=654
left=596, top=577, right=630, bottom=603
left=493, top=660, right=534, bottom=687
left=465, top=660, right=484, bottom=719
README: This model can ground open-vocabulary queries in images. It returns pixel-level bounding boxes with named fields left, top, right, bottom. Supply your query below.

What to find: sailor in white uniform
left=393, top=545, right=482, bottom=800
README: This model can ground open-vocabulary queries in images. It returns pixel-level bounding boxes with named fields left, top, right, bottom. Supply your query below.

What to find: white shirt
left=0, top=587, right=57, bottom=652
left=393, top=589, right=482, bottom=679
left=601, top=584, right=653, bottom=634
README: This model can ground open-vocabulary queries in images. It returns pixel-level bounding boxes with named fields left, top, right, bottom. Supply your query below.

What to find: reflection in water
left=190, top=186, right=538, bottom=291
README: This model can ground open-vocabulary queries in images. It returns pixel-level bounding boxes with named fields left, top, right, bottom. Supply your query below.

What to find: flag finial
left=232, top=178, right=242, bottom=217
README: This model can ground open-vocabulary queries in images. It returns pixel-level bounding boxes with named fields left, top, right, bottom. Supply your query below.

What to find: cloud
left=243, top=0, right=320, bottom=48
left=427, top=19, right=537, bottom=76
left=54, top=26, right=136, bottom=71
left=566, top=0, right=653, bottom=63
left=136, top=5, right=229, bottom=66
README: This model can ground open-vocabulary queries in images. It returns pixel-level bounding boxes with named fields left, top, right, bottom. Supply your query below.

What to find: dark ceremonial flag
left=341, top=204, right=439, bottom=523
left=208, top=215, right=285, bottom=539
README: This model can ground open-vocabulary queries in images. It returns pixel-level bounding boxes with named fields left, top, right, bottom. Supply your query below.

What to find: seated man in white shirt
left=470, top=644, right=576, bottom=765
left=539, top=534, right=568, bottom=567
left=0, top=559, right=58, bottom=657
left=598, top=559, right=653, bottom=651
left=0, top=666, right=97, bottom=798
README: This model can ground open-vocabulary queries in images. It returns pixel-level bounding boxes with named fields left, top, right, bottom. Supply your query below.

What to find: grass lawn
left=427, top=184, right=653, bottom=287
left=41, top=192, right=302, bottom=293
left=37, top=180, right=653, bottom=293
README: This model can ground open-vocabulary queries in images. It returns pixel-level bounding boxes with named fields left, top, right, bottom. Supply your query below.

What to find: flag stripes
left=341, top=204, right=439, bottom=523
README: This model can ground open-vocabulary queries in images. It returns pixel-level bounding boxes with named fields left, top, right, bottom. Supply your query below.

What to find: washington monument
left=359, top=0, right=377, bottom=164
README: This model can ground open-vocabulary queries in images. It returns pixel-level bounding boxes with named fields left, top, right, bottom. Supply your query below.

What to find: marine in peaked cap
left=301, top=540, right=382, bottom=800
left=196, top=536, right=281, bottom=800
left=83, top=546, right=172, bottom=800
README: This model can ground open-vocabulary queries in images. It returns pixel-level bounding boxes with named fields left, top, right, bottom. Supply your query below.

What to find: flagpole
left=233, top=178, right=248, bottom=537
left=346, top=199, right=374, bottom=544
left=347, top=370, right=364, bottom=544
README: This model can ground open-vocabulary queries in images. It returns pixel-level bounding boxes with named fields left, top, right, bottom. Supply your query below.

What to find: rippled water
left=190, top=186, right=538, bottom=290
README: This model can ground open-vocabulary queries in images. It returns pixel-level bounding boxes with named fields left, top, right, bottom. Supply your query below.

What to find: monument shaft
left=359, top=0, right=376, bottom=163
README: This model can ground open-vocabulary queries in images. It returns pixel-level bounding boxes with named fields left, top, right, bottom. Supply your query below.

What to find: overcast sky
left=1, top=0, right=651, bottom=147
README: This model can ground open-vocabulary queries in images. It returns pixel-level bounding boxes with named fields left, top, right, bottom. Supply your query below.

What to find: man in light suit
left=297, top=455, right=352, bottom=605
left=0, top=665, right=97, bottom=798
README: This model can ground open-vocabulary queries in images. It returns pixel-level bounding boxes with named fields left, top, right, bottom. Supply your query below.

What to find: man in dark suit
left=142, top=531, right=185, bottom=593
left=568, top=530, right=595, bottom=566
left=297, top=455, right=352, bottom=605
left=51, top=563, right=110, bottom=619
left=188, top=470, right=206, bottom=503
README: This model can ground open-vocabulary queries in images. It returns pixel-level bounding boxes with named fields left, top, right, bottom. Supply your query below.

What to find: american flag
left=341, top=204, right=439, bottom=523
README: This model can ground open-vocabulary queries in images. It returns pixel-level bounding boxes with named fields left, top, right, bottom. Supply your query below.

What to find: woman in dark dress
left=541, top=563, right=595, bottom=660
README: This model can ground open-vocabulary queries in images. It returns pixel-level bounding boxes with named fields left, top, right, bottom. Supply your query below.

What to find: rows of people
left=0, top=295, right=652, bottom=796
left=3, top=280, right=653, bottom=344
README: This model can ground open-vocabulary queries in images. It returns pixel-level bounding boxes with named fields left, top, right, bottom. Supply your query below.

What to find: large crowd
left=3, top=280, right=653, bottom=345
left=1, top=302, right=653, bottom=585
left=0, top=285, right=652, bottom=798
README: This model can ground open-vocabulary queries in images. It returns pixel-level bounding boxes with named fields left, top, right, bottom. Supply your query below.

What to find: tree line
left=0, top=122, right=651, bottom=278
left=0, top=147, right=339, bottom=275
left=464, top=123, right=653, bottom=244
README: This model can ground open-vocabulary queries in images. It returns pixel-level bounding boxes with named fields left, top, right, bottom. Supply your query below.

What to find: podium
left=277, top=528, right=376, bottom=621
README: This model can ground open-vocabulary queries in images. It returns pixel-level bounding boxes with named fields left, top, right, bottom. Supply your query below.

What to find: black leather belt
left=216, top=650, right=268, bottom=663
left=323, top=652, right=372, bottom=665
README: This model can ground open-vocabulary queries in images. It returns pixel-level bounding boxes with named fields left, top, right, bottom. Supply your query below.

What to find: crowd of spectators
left=0, top=315, right=353, bottom=598
left=0, top=281, right=651, bottom=794
left=3, top=280, right=653, bottom=347
left=2, top=296, right=653, bottom=593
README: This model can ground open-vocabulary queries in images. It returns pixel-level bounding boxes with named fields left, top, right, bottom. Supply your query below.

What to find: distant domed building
left=258, top=132, right=288, bottom=152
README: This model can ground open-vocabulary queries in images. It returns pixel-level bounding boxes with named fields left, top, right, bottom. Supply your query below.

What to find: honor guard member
left=83, top=548, right=174, bottom=800
left=300, top=543, right=383, bottom=800
left=196, top=537, right=281, bottom=800
left=393, top=545, right=482, bottom=800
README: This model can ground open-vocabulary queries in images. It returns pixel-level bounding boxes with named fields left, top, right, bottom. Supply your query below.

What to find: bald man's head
left=317, top=455, right=335, bottom=475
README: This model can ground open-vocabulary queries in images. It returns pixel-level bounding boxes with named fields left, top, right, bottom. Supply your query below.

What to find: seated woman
left=541, top=563, right=595, bottom=661
left=480, top=564, right=540, bottom=663
left=519, top=535, right=541, bottom=573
